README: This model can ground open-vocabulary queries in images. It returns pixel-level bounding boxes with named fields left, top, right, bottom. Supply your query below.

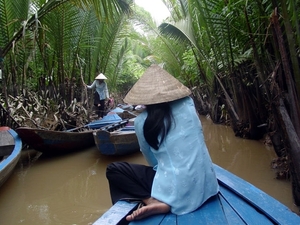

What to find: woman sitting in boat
left=106, top=64, right=219, bottom=221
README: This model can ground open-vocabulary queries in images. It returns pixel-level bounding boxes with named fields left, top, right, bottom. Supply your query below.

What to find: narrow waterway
left=0, top=116, right=298, bottom=225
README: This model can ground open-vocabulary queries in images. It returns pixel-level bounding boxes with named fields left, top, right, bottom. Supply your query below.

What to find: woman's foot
left=126, top=197, right=170, bottom=221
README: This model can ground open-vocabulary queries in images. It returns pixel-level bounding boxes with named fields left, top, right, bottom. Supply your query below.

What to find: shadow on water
left=0, top=116, right=299, bottom=224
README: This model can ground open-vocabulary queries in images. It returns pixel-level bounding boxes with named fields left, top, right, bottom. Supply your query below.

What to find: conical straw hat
left=124, top=64, right=191, bottom=105
left=95, top=73, right=107, bottom=80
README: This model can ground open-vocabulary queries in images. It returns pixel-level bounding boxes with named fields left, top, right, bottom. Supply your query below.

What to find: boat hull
left=0, top=127, right=22, bottom=187
left=16, top=127, right=94, bottom=154
left=93, top=126, right=139, bottom=156
left=93, top=164, right=300, bottom=225
left=15, top=114, right=125, bottom=154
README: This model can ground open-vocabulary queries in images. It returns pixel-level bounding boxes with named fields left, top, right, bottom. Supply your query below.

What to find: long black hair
left=143, top=102, right=173, bottom=150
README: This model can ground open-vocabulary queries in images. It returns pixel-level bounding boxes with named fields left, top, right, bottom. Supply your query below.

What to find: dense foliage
left=1, top=0, right=300, bottom=206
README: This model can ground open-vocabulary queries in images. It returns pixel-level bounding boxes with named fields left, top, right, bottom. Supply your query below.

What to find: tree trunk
left=271, top=8, right=300, bottom=137
left=0, top=48, right=9, bottom=109
left=278, top=98, right=300, bottom=205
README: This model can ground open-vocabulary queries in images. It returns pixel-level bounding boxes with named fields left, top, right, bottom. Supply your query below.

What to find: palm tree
left=0, top=0, right=134, bottom=128
left=0, top=0, right=131, bottom=97
left=158, top=0, right=300, bottom=204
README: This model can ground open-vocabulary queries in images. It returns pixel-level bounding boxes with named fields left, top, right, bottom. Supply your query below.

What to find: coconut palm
left=158, top=0, right=300, bottom=205
left=0, top=0, right=132, bottom=97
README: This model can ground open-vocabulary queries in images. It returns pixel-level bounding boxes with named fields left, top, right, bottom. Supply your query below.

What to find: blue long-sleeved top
left=134, top=96, right=219, bottom=215
left=87, top=80, right=109, bottom=100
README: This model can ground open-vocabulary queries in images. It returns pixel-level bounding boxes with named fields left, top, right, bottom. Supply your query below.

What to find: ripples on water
left=0, top=116, right=298, bottom=224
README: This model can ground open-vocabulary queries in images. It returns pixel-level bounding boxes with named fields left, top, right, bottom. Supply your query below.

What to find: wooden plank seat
left=93, top=200, right=139, bottom=225
left=101, top=119, right=129, bottom=132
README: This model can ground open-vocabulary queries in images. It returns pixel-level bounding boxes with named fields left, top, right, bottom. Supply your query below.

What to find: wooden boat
left=0, top=126, right=22, bottom=187
left=15, top=114, right=123, bottom=154
left=16, top=126, right=95, bottom=154
left=93, top=124, right=139, bottom=156
left=93, top=164, right=300, bottom=225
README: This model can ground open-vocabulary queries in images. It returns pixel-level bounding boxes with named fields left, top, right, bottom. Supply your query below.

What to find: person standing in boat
left=106, top=64, right=219, bottom=221
left=86, top=73, right=109, bottom=118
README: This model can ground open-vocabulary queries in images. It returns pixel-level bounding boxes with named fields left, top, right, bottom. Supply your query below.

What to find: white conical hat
left=95, top=73, right=107, bottom=80
left=124, top=64, right=191, bottom=105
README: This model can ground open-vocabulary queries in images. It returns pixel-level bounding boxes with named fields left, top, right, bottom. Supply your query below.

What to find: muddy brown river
left=0, top=116, right=299, bottom=224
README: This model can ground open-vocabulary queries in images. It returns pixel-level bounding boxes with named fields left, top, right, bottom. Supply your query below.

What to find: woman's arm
left=87, top=80, right=96, bottom=89
left=134, top=114, right=158, bottom=168
left=104, top=83, right=109, bottom=98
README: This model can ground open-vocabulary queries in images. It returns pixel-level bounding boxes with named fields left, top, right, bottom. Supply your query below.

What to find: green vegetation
left=1, top=0, right=300, bottom=206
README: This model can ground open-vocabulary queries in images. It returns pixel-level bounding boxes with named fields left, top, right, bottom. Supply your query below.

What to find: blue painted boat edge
left=0, top=128, right=22, bottom=170
left=213, top=163, right=300, bottom=224
left=87, top=114, right=123, bottom=129
left=93, top=200, right=139, bottom=225
left=93, top=164, right=300, bottom=225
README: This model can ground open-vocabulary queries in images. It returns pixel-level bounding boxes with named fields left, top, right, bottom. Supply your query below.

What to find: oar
left=77, top=55, right=90, bottom=122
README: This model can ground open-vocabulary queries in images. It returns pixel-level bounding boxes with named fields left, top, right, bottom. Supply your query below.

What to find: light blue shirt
left=87, top=80, right=109, bottom=100
left=134, top=96, right=219, bottom=215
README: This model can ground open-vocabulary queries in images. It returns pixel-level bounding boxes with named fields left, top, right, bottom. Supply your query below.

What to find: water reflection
left=0, top=116, right=298, bottom=225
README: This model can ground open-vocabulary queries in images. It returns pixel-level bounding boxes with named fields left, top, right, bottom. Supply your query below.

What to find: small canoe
left=16, top=126, right=95, bottom=154
left=93, top=164, right=300, bottom=225
left=0, top=127, right=22, bottom=187
left=93, top=125, right=139, bottom=156
left=16, top=114, right=123, bottom=154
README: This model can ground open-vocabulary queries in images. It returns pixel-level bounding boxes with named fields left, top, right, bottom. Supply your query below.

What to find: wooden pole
left=77, top=55, right=90, bottom=122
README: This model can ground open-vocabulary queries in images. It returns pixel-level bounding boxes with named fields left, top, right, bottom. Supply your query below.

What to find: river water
left=0, top=116, right=299, bottom=224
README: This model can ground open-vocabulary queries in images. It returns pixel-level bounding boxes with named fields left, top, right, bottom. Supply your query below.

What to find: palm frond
left=159, top=16, right=197, bottom=50
left=0, top=0, right=30, bottom=50
left=2, top=0, right=131, bottom=57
